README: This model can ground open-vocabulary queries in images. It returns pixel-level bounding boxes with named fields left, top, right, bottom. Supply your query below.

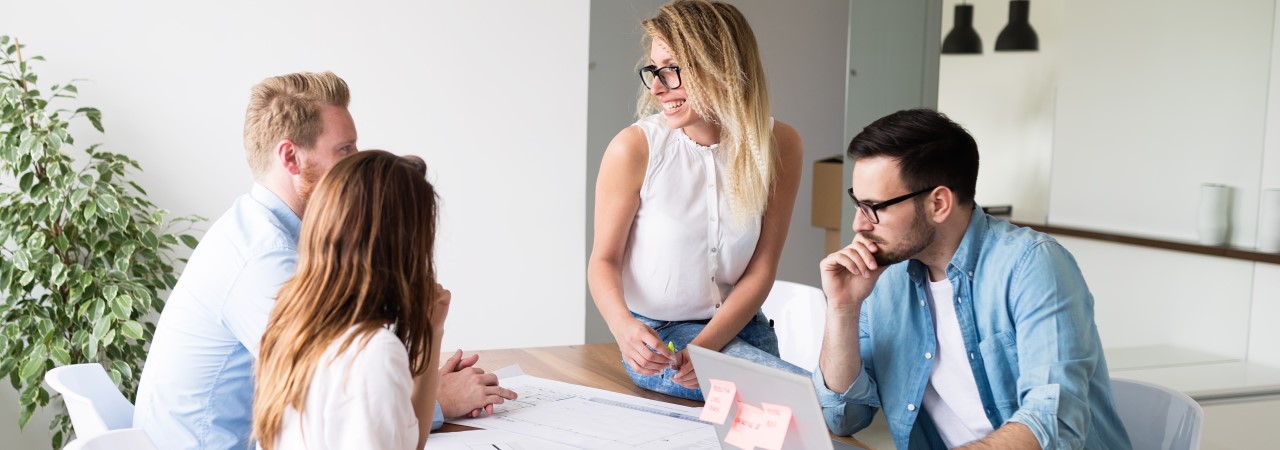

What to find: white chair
left=61, top=428, right=157, bottom=450
left=44, top=364, right=135, bottom=437
left=760, top=280, right=827, bottom=371
left=1111, top=378, right=1204, bottom=450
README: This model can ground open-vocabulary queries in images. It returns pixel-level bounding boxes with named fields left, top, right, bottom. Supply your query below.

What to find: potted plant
left=0, top=36, right=201, bottom=449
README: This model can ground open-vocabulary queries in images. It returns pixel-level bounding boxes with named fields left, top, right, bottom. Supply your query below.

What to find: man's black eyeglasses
left=847, top=187, right=936, bottom=224
left=639, top=65, right=682, bottom=90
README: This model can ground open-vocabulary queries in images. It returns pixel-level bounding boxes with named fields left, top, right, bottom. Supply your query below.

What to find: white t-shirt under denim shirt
left=622, top=114, right=771, bottom=321
left=923, top=278, right=995, bottom=447
left=262, top=326, right=419, bottom=450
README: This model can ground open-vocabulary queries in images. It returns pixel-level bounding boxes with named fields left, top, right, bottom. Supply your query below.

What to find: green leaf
left=97, top=194, right=118, bottom=213
left=49, top=346, right=70, bottom=365
left=103, top=284, right=118, bottom=302
left=181, top=234, right=199, bottom=249
left=18, top=355, right=42, bottom=380
left=48, top=132, right=62, bottom=152
left=34, top=202, right=50, bottom=222
left=84, top=200, right=97, bottom=219
left=18, top=171, right=33, bottom=191
left=120, top=320, right=144, bottom=340
left=111, top=294, right=131, bottom=320
left=17, top=403, right=33, bottom=429
left=91, top=315, right=110, bottom=341
left=110, top=360, right=132, bottom=381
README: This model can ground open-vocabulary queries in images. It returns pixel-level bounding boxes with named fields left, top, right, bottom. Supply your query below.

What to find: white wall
left=1, top=1, right=588, bottom=446
left=583, top=0, right=850, bottom=342
left=1051, top=0, right=1274, bottom=245
left=937, top=0, right=1063, bottom=223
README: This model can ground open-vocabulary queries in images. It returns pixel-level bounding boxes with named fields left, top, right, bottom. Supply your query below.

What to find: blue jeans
left=623, top=310, right=809, bottom=401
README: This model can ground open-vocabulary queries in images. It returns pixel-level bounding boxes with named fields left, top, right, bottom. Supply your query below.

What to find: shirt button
left=925, top=352, right=932, bottom=359
left=985, top=408, right=992, bottom=415
left=907, top=404, right=916, bottom=411
left=711, top=247, right=718, bottom=253
left=956, top=297, right=962, bottom=304
left=919, top=300, right=925, bottom=307
left=970, top=353, right=976, bottom=360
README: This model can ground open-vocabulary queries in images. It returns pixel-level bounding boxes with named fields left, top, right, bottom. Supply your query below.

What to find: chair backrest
left=760, top=280, right=826, bottom=371
left=61, top=428, right=157, bottom=450
left=1111, top=378, right=1204, bottom=450
left=44, top=364, right=135, bottom=437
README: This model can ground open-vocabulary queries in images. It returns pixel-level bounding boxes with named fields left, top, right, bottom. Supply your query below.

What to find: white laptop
left=688, top=345, right=861, bottom=450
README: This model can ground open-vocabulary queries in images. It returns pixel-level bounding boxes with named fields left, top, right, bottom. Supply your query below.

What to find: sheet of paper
left=699, top=378, right=737, bottom=425
left=426, top=429, right=578, bottom=450
left=757, top=402, right=793, bottom=450
left=724, top=402, right=766, bottom=450
left=449, top=366, right=719, bottom=449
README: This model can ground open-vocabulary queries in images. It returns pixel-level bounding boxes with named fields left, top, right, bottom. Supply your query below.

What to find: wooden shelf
left=1011, top=221, right=1280, bottom=265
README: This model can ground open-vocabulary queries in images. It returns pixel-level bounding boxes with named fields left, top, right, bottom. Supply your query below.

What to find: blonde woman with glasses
left=589, top=0, right=805, bottom=400
left=252, top=150, right=448, bottom=450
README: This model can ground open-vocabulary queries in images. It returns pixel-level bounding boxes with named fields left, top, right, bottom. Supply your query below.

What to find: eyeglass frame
left=847, top=186, right=937, bottom=224
left=638, top=65, right=682, bottom=90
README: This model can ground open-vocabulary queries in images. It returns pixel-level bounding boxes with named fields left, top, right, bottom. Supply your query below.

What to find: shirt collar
left=948, top=205, right=988, bottom=279
left=250, top=183, right=302, bottom=239
left=905, top=205, right=988, bottom=282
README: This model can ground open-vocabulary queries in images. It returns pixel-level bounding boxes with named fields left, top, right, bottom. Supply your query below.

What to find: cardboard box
left=811, top=156, right=844, bottom=230
left=825, top=228, right=843, bottom=255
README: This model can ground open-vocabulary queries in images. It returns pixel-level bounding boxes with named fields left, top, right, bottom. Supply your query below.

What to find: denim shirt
left=813, top=210, right=1131, bottom=450
left=135, top=184, right=443, bottom=450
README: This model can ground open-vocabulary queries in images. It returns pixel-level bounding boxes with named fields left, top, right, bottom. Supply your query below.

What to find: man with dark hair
left=814, top=109, right=1131, bottom=449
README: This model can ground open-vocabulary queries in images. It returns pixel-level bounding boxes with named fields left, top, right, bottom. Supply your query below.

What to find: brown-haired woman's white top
left=261, top=326, right=417, bottom=450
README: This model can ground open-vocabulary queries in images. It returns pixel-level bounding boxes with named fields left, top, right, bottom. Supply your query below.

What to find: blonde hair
left=252, top=150, right=438, bottom=450
left=639, top=0, right=778, bottom=218
left=243, top=71, right=351, bottom=179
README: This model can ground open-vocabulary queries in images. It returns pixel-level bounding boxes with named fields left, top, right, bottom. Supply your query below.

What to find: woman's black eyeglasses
left=638, top=65, right=682, bottom=90
left=847, top=187, right=936, bottom=224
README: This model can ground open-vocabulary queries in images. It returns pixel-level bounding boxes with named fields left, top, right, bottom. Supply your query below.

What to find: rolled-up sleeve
left=813, top=304, right=882, bottom=436
left=1004, top=241, right=1101, bottom=450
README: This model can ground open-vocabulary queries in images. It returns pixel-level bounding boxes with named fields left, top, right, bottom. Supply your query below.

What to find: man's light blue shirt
left=134, top=184, right=443, bottom=450
left=813, top=210, right=1131, bottom=450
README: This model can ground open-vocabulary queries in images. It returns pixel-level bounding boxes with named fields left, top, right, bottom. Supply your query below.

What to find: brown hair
left=243, top=71, right=351, bottom=179
left=639, top=0, right=777, bottom=219
left=252, top=150, right=438, bottom=449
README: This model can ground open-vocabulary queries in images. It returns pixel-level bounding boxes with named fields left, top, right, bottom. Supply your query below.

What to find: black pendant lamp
left=941, top=3, right=982, bottom=55
left=995, top=0, right=1039, bottom=51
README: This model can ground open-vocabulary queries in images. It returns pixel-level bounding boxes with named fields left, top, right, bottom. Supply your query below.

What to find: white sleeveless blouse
left=621, top=114, right=767, bottom=321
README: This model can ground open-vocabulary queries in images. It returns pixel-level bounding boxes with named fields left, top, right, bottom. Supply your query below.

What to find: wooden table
left=438, top=343, right=873, bottom=449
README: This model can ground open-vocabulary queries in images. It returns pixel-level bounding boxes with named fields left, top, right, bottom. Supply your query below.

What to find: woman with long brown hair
left=252, top=150, right=446, bottom=450
left=589, top=0, right=805, bottom=401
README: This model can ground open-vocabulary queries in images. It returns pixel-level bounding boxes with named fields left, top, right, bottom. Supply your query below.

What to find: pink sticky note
left=700, top=379, right=738, bottom=424
left=756, top=403, right=794, bottom=450
left=724, top=402, right=766, bottom=450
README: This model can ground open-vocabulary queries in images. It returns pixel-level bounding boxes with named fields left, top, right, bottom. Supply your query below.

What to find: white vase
left=1198, top=183, right=1231, bottom=246
left=1258, top=188, right=1280, bottom=253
